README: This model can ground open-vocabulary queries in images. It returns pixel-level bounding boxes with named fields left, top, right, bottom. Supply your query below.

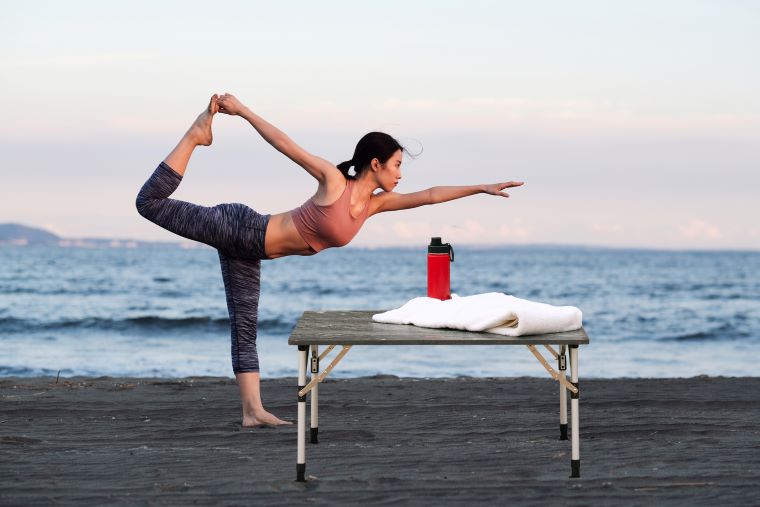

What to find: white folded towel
left=372, top=292, right=582, bottom=336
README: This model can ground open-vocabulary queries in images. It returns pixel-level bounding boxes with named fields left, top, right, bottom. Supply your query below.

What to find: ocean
left=1, top=245, right=758, bottom=379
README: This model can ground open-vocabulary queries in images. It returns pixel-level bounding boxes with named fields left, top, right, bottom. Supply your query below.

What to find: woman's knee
left=135, top=192, right=152, bottom=218
left=135, top=190, right=165, bottom=223
left=136, top=162, right=182, bottom=216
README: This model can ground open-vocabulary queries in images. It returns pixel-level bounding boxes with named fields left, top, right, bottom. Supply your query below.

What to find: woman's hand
left=482, top=181, right=524, bottom=197
left=217, top=93, right=248, bottom=116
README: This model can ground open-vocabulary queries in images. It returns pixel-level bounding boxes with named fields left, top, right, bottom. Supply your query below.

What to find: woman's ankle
left=242, top=402, right=265, bottom=417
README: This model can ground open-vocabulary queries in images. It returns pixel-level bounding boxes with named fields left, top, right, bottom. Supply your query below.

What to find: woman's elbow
left=426, top=188, right=439, bottom=205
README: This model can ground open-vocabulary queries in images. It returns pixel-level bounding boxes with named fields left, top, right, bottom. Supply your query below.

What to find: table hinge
left=311, top=355, right=319, bottom=374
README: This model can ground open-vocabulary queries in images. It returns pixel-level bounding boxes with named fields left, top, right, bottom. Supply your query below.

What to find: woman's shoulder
left=311, top=174, right=350, bottom=207
left=367, top=190, right=396, bottom=216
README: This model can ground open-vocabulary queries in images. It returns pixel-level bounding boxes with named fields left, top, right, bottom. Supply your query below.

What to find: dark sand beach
left=1, top=376, right=759, bottom=505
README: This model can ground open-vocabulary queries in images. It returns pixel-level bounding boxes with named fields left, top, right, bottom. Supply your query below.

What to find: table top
left=288, top=311, right=590, bottom=346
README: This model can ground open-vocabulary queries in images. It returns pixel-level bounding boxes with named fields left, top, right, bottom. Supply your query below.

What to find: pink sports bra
left=291, top=179, right=371, bottom=253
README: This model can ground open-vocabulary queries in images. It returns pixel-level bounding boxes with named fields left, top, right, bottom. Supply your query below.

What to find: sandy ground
left=1, top=375, right=759, bottom=506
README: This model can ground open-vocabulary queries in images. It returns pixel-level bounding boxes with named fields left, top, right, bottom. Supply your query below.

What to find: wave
left=0, top=315, right=295, bottom=335
left=700, top=293, right=752, bottom=301
left=0, top=286, right=114, bottom=296
left=656, top=323, right=753, bottom=342
left=0, top=365, right=68, bottom=377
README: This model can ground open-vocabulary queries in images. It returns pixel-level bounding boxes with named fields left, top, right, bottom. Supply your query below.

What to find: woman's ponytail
left=336, top=159, right=355, bottom=179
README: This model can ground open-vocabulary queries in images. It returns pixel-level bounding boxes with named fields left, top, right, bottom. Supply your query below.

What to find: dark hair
left=337, top=132, right=404, bottom=180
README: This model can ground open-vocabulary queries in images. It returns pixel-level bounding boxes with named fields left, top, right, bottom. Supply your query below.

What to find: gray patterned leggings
left=136, top=162, right=270, bottom=373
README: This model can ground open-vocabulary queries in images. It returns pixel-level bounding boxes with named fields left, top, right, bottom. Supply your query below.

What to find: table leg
left=559, top=345, right=568, bottom=440
left=296, top=345, right=308, bottom=482
left=569, top=344, right=580, bottom=478
left=310, top=344, right=319, bottom=444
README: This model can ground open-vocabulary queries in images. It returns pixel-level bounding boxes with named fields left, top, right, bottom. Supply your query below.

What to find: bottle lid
left=428, top=237, right=452, bottom=255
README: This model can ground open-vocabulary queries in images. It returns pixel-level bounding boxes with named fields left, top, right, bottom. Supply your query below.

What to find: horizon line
left=1, top=239, right=758, bottom=255
left=2, top=223, right=758, bottom=254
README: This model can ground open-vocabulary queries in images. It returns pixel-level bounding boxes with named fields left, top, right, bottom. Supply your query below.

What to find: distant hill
left=0, top=223, right=60, bottom=245
left=0, top=223, right=204, bottom=249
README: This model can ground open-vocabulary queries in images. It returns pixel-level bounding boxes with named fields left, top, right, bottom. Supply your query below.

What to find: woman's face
left=377, top=149, right=403, bottom=192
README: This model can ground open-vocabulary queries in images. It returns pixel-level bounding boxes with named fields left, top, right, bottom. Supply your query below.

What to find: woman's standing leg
left=219, top=252, right=290, bottom=426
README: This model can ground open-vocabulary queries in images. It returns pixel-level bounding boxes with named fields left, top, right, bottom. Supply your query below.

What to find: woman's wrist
left=239, top=106, right=255, bottom=120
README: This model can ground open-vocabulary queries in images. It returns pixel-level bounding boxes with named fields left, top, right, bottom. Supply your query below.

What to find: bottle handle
left=449, top=244, right=455, bottom=262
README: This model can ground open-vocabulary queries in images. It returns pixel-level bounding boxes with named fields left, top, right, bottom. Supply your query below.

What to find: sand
left=1, top=376, right=759, bottom=505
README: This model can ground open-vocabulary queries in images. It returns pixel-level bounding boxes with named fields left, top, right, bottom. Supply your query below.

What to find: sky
left=1, top=0, right=758, bottom=250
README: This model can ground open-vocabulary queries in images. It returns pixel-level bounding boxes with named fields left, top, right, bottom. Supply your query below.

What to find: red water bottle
left=427, top=237, right=454, bottom=300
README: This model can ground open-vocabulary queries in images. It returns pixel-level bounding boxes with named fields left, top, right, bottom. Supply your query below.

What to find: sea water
left=1, top=245, right=758, bottom=378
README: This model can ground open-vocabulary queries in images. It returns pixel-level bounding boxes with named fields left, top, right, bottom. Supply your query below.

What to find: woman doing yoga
left=136, top=94, right=524, bottom=427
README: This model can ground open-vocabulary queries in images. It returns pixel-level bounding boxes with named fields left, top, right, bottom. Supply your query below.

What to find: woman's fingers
left=216, top=93, right=240, bottom=115
left=216, top=93, right=244, bottom=115
left=493, top=181, right=523, bottom=193
left=483, top=181, right=523, bottom=197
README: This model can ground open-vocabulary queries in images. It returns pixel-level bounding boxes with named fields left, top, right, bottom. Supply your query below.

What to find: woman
left=136, top=94, right=523, bottom=427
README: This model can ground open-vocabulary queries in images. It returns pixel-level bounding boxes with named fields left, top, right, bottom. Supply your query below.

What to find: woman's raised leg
left=135, top=95, right=221, bottom=242
left=135, top=96, right=267, bottom=255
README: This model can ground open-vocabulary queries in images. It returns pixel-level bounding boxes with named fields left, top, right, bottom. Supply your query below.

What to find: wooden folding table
left=288, top=310, right=590, bottom=482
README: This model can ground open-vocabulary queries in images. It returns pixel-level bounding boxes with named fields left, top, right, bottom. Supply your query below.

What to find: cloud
left=377, top=96, right=606, bottom=114
left=386, top=218, right=530, bottom=244
left=0, top=51, right=160, bottom=68
left=374, top=96, right=612, bottom=126
left=442, top=220, right=486, bottom=242
left=371, top=96, right=760, bottom=138
left=498, top=219, right=531, bottom=240
left=679, top=219, right=723, bottom=240
left=391, top=221, right=433, bottom=240
left=40, top=223, right=68, bottom=237
left=593, top=223, right=623, bottom=233
left=498, top=218, right=531, bottom=241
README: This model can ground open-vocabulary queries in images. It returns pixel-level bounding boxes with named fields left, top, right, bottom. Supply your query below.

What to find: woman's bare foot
left=188, top=94, right=219, bottom=146
left=243, top=409, right=293, bottom=428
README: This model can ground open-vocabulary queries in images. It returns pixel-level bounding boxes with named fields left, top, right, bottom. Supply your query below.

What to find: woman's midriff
left=264, top=211, right=316, bottom=258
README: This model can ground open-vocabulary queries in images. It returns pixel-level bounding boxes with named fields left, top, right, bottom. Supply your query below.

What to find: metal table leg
left=569, top=344, right=580, bottom=478
left=296, top=345, right=308, bottom=482
left=310, top=344, right=319, bottom=444
left=559, top=345, right=568, bottom=440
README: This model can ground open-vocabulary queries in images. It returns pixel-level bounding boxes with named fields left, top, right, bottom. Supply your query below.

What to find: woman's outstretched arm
left=372, top=181, right=524, bottom=215
left=217, top=93, right=337, bottom=183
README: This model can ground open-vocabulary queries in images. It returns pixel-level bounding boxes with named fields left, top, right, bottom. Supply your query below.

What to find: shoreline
left=2, top=376, right=759, bottom=505
left=4, top=240, right=760, bottom=254
left=1, top=373, right=757, bottom=383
